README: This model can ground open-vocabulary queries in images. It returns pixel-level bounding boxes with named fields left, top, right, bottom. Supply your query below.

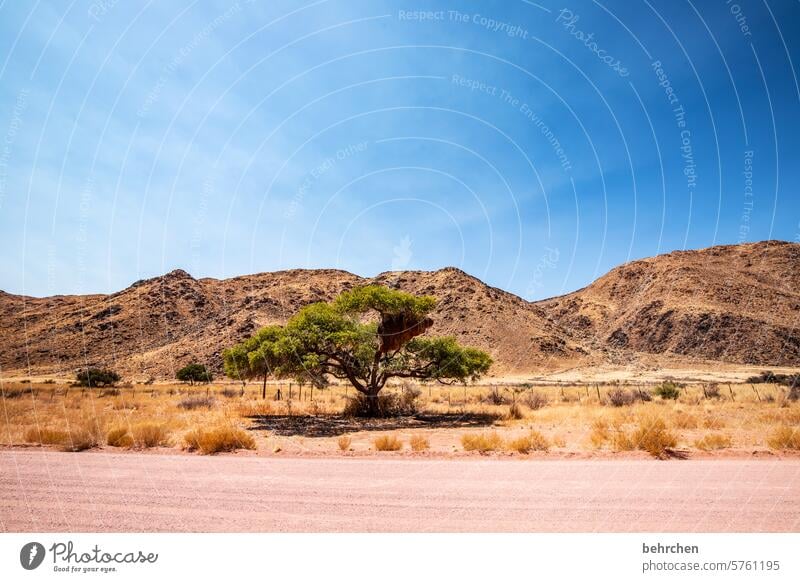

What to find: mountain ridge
left=2, top=240, right=798, bottom=379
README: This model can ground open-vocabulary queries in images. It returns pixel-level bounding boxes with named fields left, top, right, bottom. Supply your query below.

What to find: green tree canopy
left=75, top=367, right=120, bottom=387
left=176, top=363, right=213, bottom=385
left=222, top=285, right=492, bottom=414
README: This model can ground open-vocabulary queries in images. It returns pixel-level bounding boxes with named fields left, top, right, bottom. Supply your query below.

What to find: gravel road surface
left=2, top=450, right=798, bottom=532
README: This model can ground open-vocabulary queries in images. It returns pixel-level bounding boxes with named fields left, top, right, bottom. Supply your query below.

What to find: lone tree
left=222, top=285, right=492, bottom=415
left=176, top=363, right=213, bottom=385
left=75, top=367, right=120, bottom=387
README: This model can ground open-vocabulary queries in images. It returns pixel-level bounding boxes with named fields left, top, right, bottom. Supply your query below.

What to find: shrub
left=484, top=388, right=507, bottom=405
left=184, top=426, right=256, bottom=454
left=177, top=396, right=215, bottom=410
left=343, top=391, right=418, bottom=418
left=2, top=387, right=33, bottom=399
left=219, top=387, right=240, bottom=398
left=409, top=435, right=430, bottom=451
left=373, top=434, right=403, bottom=451
left=461, top=432, right=504, bottom=453
left=607, top=388, right=635, bottom=407
left=694, top=433, right=732, bottom=451
left=704, top=384, right=721, bottom=399
left=337, top=435, right=352, bottom=451
left=176, top=363, right=213, bottom=385
left=99, top=388, right=120, bottom=397
left=702, top=415, right=726, bottom=429
left=25, top=424, right=99, bottom=452
left=767, top=426, right=800, bottom=450
left=505, top=402, right=525, bottom=420
left=631, top=416, right=678, bottom=458
left=507, top=430, right=549, bottom=453
left=131, top=422, right=171, bottom=448
left=524, top=390, right=549, bottom=410
left=75, top=368, right=120, bottom=387
left=61, top=429, right=99, bottom=452
left=106, top=427, right=133, bottom=448
left=654, top=382, right=681, bottom=400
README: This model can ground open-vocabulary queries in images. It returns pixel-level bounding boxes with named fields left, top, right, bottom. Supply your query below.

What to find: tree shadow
left=246, top=412, right=500, bottom=437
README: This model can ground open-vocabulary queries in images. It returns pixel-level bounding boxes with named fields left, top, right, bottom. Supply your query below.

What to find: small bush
left=373, top=434, right=403, bottom=451
left=524, top=391, right=549, bottom=410
left=106, top=427, right=133, bottom=448
left=337, top=435, right=352, bottom=451
left=409, top=435, right=430, bottom=451
left=607, top=388, right=635, bottom=407
left=484, top=388, right=507, bottom=405
left=654, top=382, right=681, bottom=400
left=219, top=387, right=240, bottom=398
left=704, top=384, right=721, bottom=399
left=631, top=416, right=678, bottom=458
left=461, top=432, right=504, bottom=453
left=694, top=433, right=732, bottom=451
left=61, top=429, right=99, bottom=452
left=184, top=426, right=256, bottom=454
left=99, top=388, right=120, bottom=397
left=2, top=387, right=34, bottom=399
left=75, top=368, right=120, bottom=387
left=505, top=402, right=525, bottom=420
left=131, top=422, right=171, bottom=448
left=767, top=426, right=800, bottom=450
left=507, top=430, right=549, bottom=453
left=178, top=396, right=215, bottom=410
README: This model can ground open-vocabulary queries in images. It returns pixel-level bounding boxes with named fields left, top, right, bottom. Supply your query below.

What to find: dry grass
left=630, top=416, right=678, bottom=458
left=373, top=434, right=403, bottom=451
left=183, top=426, right=256, bottom=454
left=409, top=435, right=430, bottom=451
left=131, top=422, right=171, bottom=448
left=506, top=430, right=549, bottom=453
left=462, top=431, right=504, bottom=453
left=504, top=402, right=525, bottom=420
left=3, top=380, right=799, bottom=457
left=24, top=427, right=69, bottom=446
left=767, top=426, right=800, bottom=450
left=106, top=427, right=133, bottom=448
left=694, top=433, right=732, bottom=451
left=337, top=435, right=352, bottom=451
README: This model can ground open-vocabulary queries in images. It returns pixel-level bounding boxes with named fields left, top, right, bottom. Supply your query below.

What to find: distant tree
left=176, top=363, right=213, bottom=385
left=223, top=285, right=492, bottom=415
left=75, top=367, right=120, bottom=387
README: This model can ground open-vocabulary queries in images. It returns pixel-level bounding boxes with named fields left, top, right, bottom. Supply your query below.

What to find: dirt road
left=1, top=450, right=798, bottom=532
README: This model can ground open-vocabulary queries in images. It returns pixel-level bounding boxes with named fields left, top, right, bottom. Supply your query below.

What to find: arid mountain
left=1, top=240, right=799, bottom=380
left=538, top=240, right=800, bottom=366
left=0, top=266, right=589, bottom=379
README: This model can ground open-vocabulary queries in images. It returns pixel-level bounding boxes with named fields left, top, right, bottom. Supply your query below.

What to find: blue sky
left=1, top=0, right=798, bottom=300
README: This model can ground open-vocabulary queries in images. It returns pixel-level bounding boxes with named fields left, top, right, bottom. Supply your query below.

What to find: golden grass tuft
left=767, top=425, right=800, bottom=450
left=24, top=427, right=69, bottom=446
left=504, top=402, right=525, bottom=420
left=106, top=427, right=133, bottom=448
left=337, top=435, right=352, bottom=451
left=183, top=425, right=256, bottom=454
left=506, top=430, right=549, bottom=453
left=373, top=434, right=403, bottom=451
left=630, top=416, right=678, bottom=458
left=590, top=418, right=610, bottom=448
left=131, top=422, right=171, bottom=448
left=409, top=435, right=430, bottom=451
left=461, top=431, right=504, bottom=453
left=694, top=432, right=732, bottom=451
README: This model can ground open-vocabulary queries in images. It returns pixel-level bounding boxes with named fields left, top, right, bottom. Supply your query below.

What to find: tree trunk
left=262, top=372, right=267, bottom=400
left=366, top=391, right=380, bottom=417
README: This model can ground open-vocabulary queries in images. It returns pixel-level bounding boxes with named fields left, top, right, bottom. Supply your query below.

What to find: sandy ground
left=1, top=450, right=799, bottom=532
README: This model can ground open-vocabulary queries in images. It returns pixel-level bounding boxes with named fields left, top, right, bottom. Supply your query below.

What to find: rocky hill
left=537, top=240, right=800, bottom=366
left=1, top=240, right=798, bottom=379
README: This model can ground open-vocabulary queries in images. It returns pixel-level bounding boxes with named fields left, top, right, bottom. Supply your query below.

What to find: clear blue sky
left=1, top=0, right=798, bottom=300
